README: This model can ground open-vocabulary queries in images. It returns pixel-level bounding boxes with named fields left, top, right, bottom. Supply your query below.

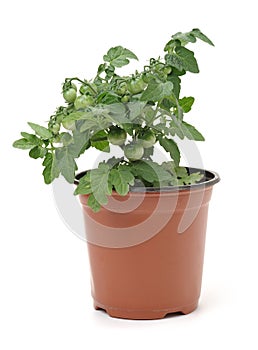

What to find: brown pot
left=77, top=168, right=219, bottom=320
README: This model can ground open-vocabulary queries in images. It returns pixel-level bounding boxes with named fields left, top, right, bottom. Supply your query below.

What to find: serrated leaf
left=63, top=111, right=85, bottom=122
left=158, top=136, right=180, bottom=166
left=91, top=140, right=110, bottom=152
left=68, top=129, right=90, bottom=158
left=103, top=46, right=138, bottom=67
left=13, top=138, right=37, bottom=150
left=175, top=166, right=188, bottom=178
left=165, top=47, right=199, bottom=73
left=74, top=173, right=92, bottom=195
left=89, top=164, right=111, bottom=205
left=29, top=146, right=47, bottom=159
left=54, top=148, right=77, bottom=183
left=176, top=171, right=204, bottom=185
left=20, top=132, right=41, bottom=145
left=110, top=167, right=134, bottom=195
left=172, top=31, right=197, bottom=45
left=175, top=46, right=199, bottom=73
left=179, top=97, right=195, bottom=113
left=181, top=121, right=205, bottom=141
left=126, top=101, right=146, bottom=121
left=191, top=28, right=214, bottom=46
left=42, top=153, right=60, bottom=184
left=169, top=120, right=184, bottom=139
left=28, top=122, right=52, bottom=139
left=140, top=81, right=174, bottom=102
left=131, top=160, right=172, bottom=184
left=90, top=131, right=110, bottom=152
left=97, top=91, right=120, bottom=104
left=167, top=75, right=181, bottom=98
left=143, top=146, right=154, bottom=158
left=87, top=194, right=101, bottom=212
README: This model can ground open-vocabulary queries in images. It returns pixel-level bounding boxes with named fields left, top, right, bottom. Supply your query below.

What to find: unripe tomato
left=124, top=143, right=144, bottom=161
left=63, top=88, right=77, bottom=103
left=115, top=82, right=127, bottom=96
left=62, top=120, right=76, bottom=131
left=80, top=83, right=97, bottom=95
left=138, top=129, right=156, bottom=148
left=74, top=95, right=94, bottom=109
left=108, top=126, right=127, bottom=145
left=121, top=95, right=130, bottom=103
left=51, top=123, right=60, bottom=134
left=127, top=78, right=146, bottom=95
left=163, top=66, right=172, bottom=75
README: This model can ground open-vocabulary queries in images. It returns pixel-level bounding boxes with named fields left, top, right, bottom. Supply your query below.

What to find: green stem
left=70, top=77, right=97, bottom=95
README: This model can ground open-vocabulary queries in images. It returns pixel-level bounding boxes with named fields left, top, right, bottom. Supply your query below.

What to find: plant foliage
left=13, top=29, right=214, bottom=211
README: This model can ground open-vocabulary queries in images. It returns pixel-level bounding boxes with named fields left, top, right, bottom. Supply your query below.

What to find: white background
left=1, top=0, right=258, bottom=349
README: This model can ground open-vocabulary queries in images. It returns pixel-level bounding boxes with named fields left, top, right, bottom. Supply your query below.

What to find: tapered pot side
left=76, top=168, right=220, bottom=320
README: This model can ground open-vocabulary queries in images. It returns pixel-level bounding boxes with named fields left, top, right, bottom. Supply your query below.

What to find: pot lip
left=74, top=167, right=220, bottom=193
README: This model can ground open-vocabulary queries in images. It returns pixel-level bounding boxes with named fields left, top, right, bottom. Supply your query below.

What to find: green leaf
left=79, top=116, right=101, bottom=132
left=175, top=169, right=204, bottom=185
left=68, top=129, right=90, bottom=158
left=89, top=163, right=111, bottom=205
left=28, top=122, right=52, bottom=139
left=42, top=153, right=60, bottom=184
left=143, top=146, right=154, bottom=158
left=105, top=103, right=129, bottom=125
left=109, top=167, right=134, bottom=195
left=165, top=46, right=199, bottom=73
left=60, top=132, right=73, bottom=146
left=141, top=81, right=174, bottom=102
left=13, top=138, right=37, bottom=150
left=172, top=31, right=197, bottom=45
left=131, top=160, right=172, bottom=184
left=181, top=121, right=205, bottom=141
left=87, top=194, right=101, bottom=212
left=97, top=63, right=107, bottom=75
left=179, top=97, right=195, bottom=113
left=20, top=132, right=42, bottom=145
left=91, top=140, right=110, bottom=152
left=90, top=131, right=110, bottom=152
left=126, top=101, right=146, bottom=121
left=74, top=173, right=92, bottom=195
left=63, top=111, right=85, bottom=122
left=103, top=46, right=138, bottom=67
left=29, top=146, right=47, bottom=159
left=191, top=28, right=214, bottom=46
left=158, top=136, right=180, bottom=166
left=167, top=75, right=181, bottom=98
left=182, top=172, right=204, bottom=184
left=55, top=147, right=77, bottom=183
left=97, top=91, right=120, bottom=104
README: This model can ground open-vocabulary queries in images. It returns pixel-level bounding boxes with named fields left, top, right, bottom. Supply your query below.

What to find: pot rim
left=74, top=167, right=220, bottom=193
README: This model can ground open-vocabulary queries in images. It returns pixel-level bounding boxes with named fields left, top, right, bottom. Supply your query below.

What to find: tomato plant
left=13, top=28, right=214, bottom=211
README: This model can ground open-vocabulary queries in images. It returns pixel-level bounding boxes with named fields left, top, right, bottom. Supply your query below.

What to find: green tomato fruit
left=121, top=95, right=130, bottom=103
left=115, top=82, right=127, bottom=96
left=74, top=95, right=94, bottom=109
left=50, top=123, right=60, bottom=134
left=127, top=78, right=146, bottom=95
left=79, top=83, right=97, bottom=95
left=62, top=119, right=76, bottom=131
left=163, top=66, right=172, bottom=75
left=63, top=88, right=77, bottom=103
left=138, top=130, right=156, bottom=148
left=124, top=143, right=144, bottom=161
left=108, top=126, right=127, bottom=146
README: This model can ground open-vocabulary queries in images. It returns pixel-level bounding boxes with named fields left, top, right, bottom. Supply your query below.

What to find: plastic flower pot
left=76, top=168, right=219, bottom=320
